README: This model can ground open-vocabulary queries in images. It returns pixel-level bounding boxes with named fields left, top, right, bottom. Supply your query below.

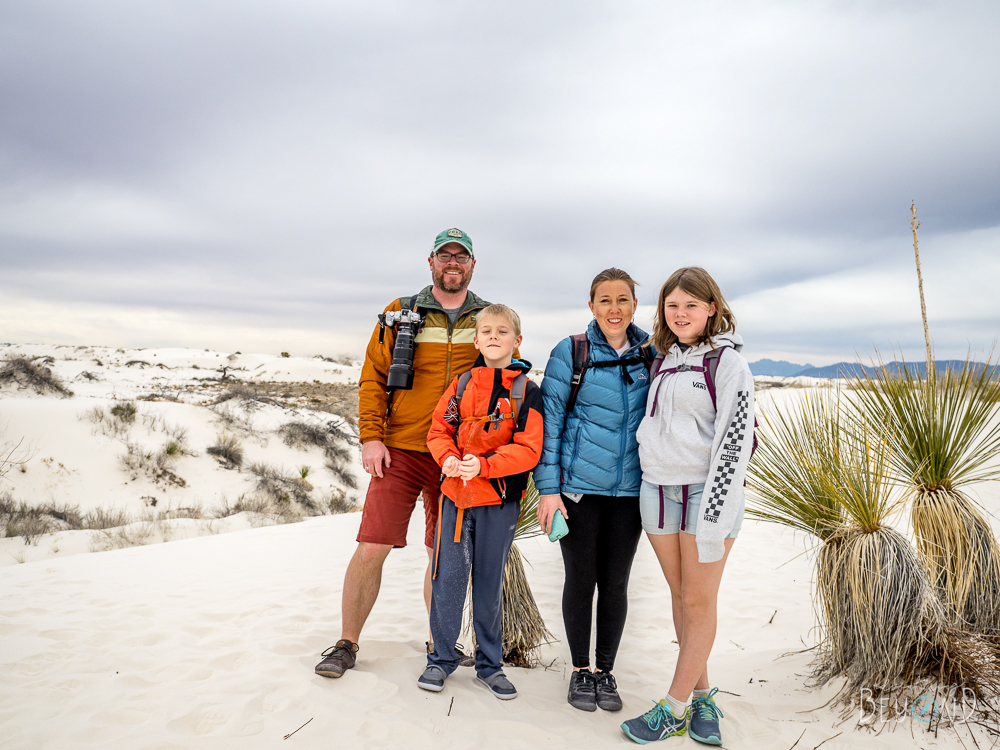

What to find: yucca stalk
left=464, top=474, right=554, bottom=666
left=748, top=390, right=1000, bottom=710
left=852, top=352, right=1000, bottom=634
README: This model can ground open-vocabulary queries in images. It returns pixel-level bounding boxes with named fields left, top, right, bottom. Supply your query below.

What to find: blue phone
left=548, top=509, right=569, bottom=542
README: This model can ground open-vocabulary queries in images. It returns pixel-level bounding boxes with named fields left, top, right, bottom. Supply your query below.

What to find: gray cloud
left=1, top=0, right=998, bottom=362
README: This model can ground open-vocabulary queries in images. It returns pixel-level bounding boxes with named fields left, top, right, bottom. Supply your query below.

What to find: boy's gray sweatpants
left=427, top=496, right=520, bottom=678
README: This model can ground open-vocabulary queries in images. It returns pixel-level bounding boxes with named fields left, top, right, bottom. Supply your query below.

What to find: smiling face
left=474, top=313, right=522, bottom=368
left=588, top=279, right=636, bottom=348
left=662, top=287, right=716, bottom=345
left=428, top=242, right=476, bottom=293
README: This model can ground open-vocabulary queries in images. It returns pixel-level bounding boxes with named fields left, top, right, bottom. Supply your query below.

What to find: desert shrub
left=281, top=352, right=290, bottom=358
left=117, top=442, right=185, bottom=486
left=207, top=433, right=244, bottom=469
left=248, top=461, right=320, bottom=514
left=0, top=356, right=72, bottom=396
left=110, top=401, right=138, bottom=424
left=212, top=492, right=301, bottom=525
left=328, top=488, right=359, bottom=514
left=83, top=405, right=131, bottom=439
left=1, top=492, right=52, bottom=544
left=0, top=495, right=87, bottom=543
left=84, top=506, right=132, bottom=529
left=299, top=465, right=311, bottom=479
left=279, top=420, right=358, bottom=489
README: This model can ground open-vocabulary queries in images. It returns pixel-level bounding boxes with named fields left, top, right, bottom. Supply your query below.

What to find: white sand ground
left=2, top=345, right=999, bottom=748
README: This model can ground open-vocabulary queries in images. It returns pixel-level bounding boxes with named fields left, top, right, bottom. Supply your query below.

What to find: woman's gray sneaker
left=595, top=671, right=623, bottom=711
left=477, top=671, right=518, bottom=700
left=417, top=665, right=447, bottom=692
left=314, top=639, right=358, bottom=678
left=567, top=670, right=597, bottom=711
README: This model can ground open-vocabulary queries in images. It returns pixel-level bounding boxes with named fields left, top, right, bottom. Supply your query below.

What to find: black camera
left=378, top=309, right=424, bottom=390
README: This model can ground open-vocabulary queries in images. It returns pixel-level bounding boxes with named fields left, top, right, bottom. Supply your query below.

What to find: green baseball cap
left=432, top=228, right=474, bottom=257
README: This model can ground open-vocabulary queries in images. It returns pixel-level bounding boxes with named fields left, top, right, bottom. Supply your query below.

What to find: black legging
left=558, top=493, right=642, bottom=672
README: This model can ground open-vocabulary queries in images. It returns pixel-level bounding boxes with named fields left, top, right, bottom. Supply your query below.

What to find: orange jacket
left=426, top=361, right=544, bottom=509
left=358, top=286, right=489, bottom=451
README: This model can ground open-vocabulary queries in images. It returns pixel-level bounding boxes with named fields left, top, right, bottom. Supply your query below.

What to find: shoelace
left=321, top=640, right=356, bottom=658
left=573, top=671, right=596, bottom=695
left=641, top=701, right=682, bottom=730
left=691, top=688, right=724, bottom=721
left=595, top=671, right=617, bottom=692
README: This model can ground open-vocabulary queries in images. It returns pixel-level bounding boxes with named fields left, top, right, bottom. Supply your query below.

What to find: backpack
left=649, top=347, right=758, bottom=458
left=565, top=333, right=656, bottom=412
left=453, top=369, right=529, bottom=425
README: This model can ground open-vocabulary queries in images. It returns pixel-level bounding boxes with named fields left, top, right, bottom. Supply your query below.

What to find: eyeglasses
left=432, top=250, right=472, bottom=264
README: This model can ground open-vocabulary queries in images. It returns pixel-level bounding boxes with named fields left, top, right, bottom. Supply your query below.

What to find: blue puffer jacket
left=535, top=319, right=652, bottom=497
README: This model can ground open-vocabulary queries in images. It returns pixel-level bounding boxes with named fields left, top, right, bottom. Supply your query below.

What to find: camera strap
left=382, top=292, right=425, bottom=418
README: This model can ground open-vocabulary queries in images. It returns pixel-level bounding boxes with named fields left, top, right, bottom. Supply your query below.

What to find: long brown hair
left=650, top=267, right=736, bottom=353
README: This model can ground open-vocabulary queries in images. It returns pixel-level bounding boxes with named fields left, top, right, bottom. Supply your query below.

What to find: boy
left=418, top=304, right=544, bottom=699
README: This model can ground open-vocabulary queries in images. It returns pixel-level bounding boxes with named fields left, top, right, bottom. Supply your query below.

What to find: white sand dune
left=2, top=345, right=998, bottom=748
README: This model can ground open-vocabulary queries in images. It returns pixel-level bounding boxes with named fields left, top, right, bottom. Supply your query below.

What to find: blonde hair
left=650, top=267, right=736, bottom=353
left=476, top=304, right=521, bottom=337
left=589, top=267, right=637, bottom=302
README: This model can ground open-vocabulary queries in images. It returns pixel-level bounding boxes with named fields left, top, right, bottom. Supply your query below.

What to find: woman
left=535, top=267, right=652, bottom=713
left=620, top=267, right=754, bottom=746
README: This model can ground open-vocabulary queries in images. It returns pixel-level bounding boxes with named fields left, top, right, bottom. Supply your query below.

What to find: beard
left=432, top=265, right=472, bottom=294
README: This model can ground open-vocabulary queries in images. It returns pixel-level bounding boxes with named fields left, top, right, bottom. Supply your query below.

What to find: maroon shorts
left=357, top=447, right=441, bottom=549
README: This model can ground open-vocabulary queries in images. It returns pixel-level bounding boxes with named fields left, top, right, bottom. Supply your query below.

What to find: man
left=315, top=228, right=489, bottom=678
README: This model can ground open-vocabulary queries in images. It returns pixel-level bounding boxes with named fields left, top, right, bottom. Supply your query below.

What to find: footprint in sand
left=167, top=703, right=232, bottom=736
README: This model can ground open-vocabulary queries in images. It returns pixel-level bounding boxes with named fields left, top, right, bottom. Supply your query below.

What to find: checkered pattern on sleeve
left=704, top=390, right=750, bottom=520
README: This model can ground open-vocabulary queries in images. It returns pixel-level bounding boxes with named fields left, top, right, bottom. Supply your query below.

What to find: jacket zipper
left=616, top=346, right=632, bottom=494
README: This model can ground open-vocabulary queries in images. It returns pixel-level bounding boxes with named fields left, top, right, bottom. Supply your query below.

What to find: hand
left=361, top=440, right=391, bottom=478
left=441, top=456, right=461, bottom=478
left=537, top=494, right=568, bottom=535
left=458, top=454, right=481, bottom=480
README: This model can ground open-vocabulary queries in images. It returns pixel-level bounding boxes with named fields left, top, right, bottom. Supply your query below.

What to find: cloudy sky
left=2, top=1, right=998, bottom=366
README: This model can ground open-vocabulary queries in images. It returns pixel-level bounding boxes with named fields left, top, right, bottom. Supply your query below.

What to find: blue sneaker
left=620, top=700, right=688, bottom=744
left=688, top=688, right=724, bottom=745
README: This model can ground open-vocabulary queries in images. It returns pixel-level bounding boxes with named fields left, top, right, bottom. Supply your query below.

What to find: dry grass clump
left=118, top=442, right=186, bottom=487
left=279, top=420, right=358, bottom=489
left=852, top=353, right=1000, bottom=635
left=212, top=492, right=302, bottom=526
left=207, top=433, right=244, bottom=469
left=248, top=461, right=321, bottom=515
left=748, top=388, right=1000, bottom=718
left=0, top=356, right=72, bottom=396
left=327, top=488, right=359, bottom=514
left=84, top=402, right=138, bottom=438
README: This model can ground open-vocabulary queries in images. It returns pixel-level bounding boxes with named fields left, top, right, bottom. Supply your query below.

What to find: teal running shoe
left=620, top=699, right=688, bottom=744
left=688, top=688, right=724, bottom=745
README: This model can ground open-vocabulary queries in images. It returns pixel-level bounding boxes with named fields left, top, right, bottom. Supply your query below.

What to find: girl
left=620, top=267, right=754, bottom=746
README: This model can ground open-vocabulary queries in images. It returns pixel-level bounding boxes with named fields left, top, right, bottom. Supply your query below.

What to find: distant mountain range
left=749, top=358, right=989, bottom=379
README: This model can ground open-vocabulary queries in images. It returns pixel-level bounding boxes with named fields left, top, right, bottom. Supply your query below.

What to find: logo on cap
left=447, top=229, right=463, bottom=238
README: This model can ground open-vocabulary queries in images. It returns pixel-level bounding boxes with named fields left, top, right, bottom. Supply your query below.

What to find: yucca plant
left=465, top=474, right=555, bottom=667
left=851, top=352, right=1000, bottom=635
left=748, top=389, right=1000, bottom=709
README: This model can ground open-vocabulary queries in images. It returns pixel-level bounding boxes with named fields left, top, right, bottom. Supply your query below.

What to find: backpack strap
left=454, top=370, right=474, bottom=404
left=510, top=372, right=528, bottom=425
left=566, top=333, right=590, bottom=413
left=701, top=347, right=727, bottom=411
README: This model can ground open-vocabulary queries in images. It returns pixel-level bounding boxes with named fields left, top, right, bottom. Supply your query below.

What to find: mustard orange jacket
left=358, top=286, right=490, bottom=451
left=426, top=360, right=544, bottom=508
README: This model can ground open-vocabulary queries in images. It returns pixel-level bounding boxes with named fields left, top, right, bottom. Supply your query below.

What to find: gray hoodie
left=636, top=332, right=755, bottom=563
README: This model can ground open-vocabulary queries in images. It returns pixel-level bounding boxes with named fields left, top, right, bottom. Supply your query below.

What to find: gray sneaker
left=417, top=664, right=447, bottom=692
left=477, top=670, right=518, bottom=700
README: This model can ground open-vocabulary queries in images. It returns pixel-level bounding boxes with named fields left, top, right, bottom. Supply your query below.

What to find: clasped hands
left=442, top=454, right=481, bottom=480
